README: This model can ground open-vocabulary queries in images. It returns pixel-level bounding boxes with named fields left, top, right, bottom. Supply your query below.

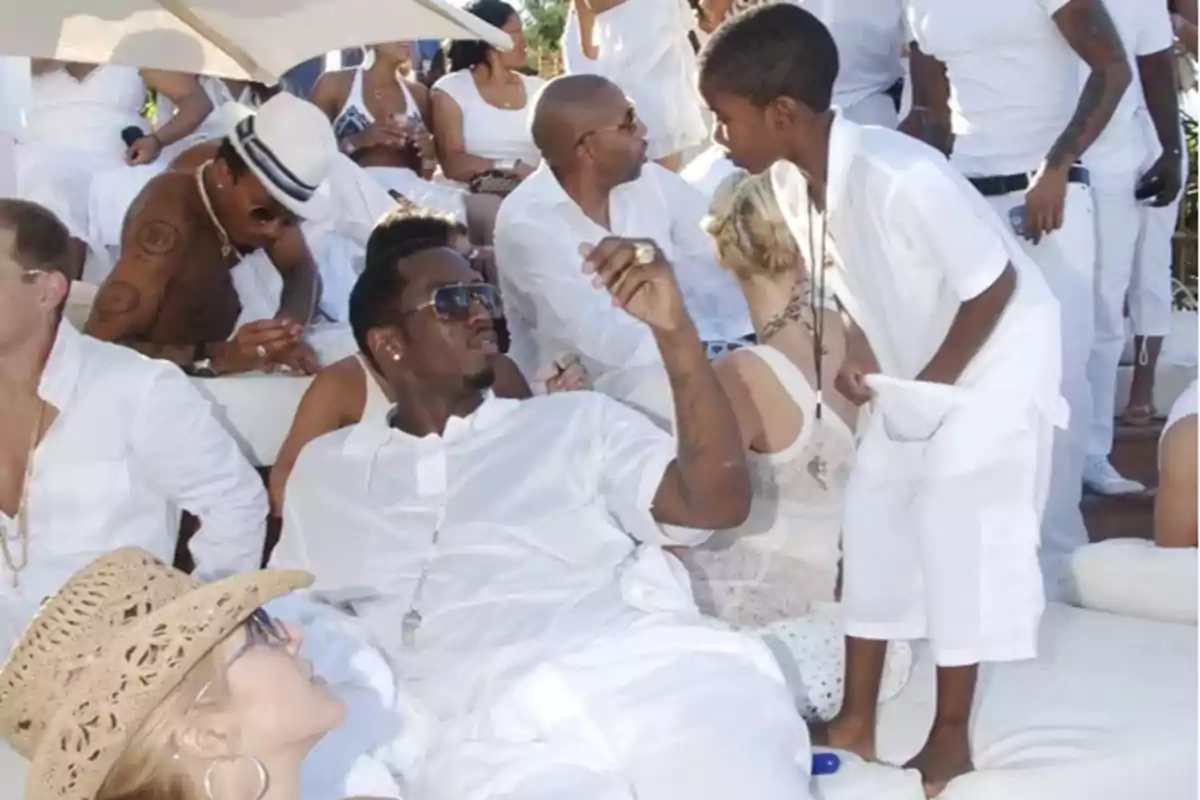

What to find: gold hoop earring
left=203, top=754, right=268, bottom=800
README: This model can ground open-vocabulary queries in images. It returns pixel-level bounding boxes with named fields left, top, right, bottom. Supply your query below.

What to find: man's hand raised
left=580, top=237, right=690, bottom=333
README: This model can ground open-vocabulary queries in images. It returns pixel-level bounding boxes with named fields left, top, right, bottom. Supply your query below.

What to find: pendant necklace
left=195, top=160, right=236, bottom=259
left=1, top=401, right=46, bottom=589
left=805, top=193, right=831, bottom=491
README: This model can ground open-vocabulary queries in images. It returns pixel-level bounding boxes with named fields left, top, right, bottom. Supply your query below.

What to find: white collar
left=36, top=318, right=84, bottom=413
left=342, top=390, right=519, bottom=457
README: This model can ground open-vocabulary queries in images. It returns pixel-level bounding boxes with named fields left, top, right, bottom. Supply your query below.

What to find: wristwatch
left=183, top=343, right=218, bottom=378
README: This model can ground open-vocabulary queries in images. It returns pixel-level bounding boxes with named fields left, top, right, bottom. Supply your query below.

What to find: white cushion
left=1070, top=539, right=1197, bottom=625
left=874, top=603, right=1197, bottom=800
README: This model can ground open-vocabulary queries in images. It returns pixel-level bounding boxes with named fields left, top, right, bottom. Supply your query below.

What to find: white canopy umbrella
left=0, top=0, right=510, bottom=83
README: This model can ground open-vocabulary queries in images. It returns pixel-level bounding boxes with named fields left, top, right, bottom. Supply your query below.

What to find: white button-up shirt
left=0, top=322, right=268, bottom=647
left=770, top=114, right=1067, bottom=423
left=1083, top=0, right=1174, bottom=174
left=494, top=163, right=752, bottom=380
left=274, top=391, right=711, bottom=721
left=905, top=0, right=1079, bottom=176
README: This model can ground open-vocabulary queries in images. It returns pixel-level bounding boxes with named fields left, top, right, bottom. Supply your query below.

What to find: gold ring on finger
left=632, top=242, right=656, bottom=266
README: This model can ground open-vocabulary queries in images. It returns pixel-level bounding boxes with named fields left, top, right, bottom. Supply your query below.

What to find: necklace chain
left=2, top=400, right=46, bottom=589
left=195, top=160, right=235, bottom=259
left=805, top=192, right=831, bottom=489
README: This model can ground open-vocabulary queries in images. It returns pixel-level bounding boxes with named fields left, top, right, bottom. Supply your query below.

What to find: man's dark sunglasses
left=404, top=282, right=503, bottom=321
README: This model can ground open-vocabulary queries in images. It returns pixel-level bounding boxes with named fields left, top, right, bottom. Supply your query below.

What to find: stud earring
left=392, top=353, right=401, bottom=362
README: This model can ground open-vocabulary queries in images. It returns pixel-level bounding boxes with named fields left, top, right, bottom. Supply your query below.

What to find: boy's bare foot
left=810, top=714, right=877, bottom=762
left=905, top=722, right=973, bottom=797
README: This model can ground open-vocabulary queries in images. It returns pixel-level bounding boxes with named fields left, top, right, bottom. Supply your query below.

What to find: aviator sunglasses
left=403, top=281, right=503, bottom=321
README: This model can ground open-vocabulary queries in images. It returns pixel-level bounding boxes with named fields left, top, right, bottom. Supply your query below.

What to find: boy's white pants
left=841, top=379, right=1052, bottom=667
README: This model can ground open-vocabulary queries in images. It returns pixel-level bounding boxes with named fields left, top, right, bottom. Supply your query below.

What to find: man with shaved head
left=495, top=74, right=751, bottom=408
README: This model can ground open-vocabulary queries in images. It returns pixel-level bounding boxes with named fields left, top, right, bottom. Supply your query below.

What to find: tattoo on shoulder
left=93, top=280, right=142, bottom=320
left=135, top=220, right=183, bottom=256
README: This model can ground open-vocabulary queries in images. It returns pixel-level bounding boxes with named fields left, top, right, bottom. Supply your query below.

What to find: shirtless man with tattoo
left=84, top=94, right=336, bottom=376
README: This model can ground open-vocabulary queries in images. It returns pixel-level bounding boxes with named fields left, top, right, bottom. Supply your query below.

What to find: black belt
left=968, top=165, right=1090, bottom=197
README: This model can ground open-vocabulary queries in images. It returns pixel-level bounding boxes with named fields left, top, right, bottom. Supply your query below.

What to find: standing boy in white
left=699, top=6, right=1065, bottom=795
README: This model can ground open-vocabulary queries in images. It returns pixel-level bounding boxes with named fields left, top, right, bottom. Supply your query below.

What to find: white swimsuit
left=334, top=68, right=466, bottom=222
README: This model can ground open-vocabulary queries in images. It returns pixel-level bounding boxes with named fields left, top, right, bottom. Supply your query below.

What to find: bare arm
left=265, top=226, right=319, bottom=325
left=574, top=0, right=602, bottom=57
left=1155, top=416, right=1198, bottom=548
left=900, top=42, right=954, bottom=155
left=1172, top=0, right=1199, bottom=55
left=651, top=321, right=752, bottom=528
left=310, top=71, right=349, bottom=121
left=269, top=361, right=362, bottom=515
left=141, top=69, right=213, bottom=146
left=429, top=89, right=502, bottom=181
left=917, top=264, right=1015, bottom=386
left=84, top=205, right=195, bottom=365
left=30, top=59, right=60, bottom=76
left=1045, top=0, right=1132, bottom=169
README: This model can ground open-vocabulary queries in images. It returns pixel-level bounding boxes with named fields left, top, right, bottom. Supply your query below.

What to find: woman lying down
left=0, top=548, right=346, bottom=800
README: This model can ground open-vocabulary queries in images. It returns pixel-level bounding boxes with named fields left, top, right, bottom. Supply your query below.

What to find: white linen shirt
left=0, top=321, right=267, bottom=647
left=273, top=390, right=709, bottom=721
left=1082, top=0, right=1174, bottom=174
left=494, top=162, right=752, bottom=379
left=770, top=114, right=1067, bottom=423
left=905, top=0, right=1079, bottom=177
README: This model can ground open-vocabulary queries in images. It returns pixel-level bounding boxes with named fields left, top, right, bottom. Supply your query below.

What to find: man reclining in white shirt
left=0, top=198, right=267, bottom=651
left=273, top=209, right=815, bottom=800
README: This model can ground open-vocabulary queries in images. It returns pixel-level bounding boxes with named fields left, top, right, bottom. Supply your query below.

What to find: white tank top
left=678, top=344, right=857, bottom=628
left=25, top=65, right=146, bottom=155
left=355, top=353, right=393, bottom=422
left=333, top=68, right=423, bottom=140
left=431, top=69, right=544, bottom=165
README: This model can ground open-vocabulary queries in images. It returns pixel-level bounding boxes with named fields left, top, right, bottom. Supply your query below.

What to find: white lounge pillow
left=1070, top=539, right=1197, bottom=625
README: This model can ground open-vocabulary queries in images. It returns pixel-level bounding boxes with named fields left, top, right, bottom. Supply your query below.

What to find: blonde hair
left=702, top=169, right=799, bottom=281
left=97, top=651, right=222, bottom=800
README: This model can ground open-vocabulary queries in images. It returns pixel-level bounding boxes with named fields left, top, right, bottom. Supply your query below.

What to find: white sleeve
left=656, top=167, right=754, bottom=342
left=593, top=395, right=708, bottom=546
left=888, top=160, right=1009, bottom=302
left=131, top=367, right=267, bottom=578
left=1136, top=1, right=1175, bottom=56
left=495, top=215, right=661, bottom=374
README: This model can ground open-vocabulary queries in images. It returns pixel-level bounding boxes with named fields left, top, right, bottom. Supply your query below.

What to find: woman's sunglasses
left=404, top=282, right=503, bottom=321
left=192, top=608, right=292, bottom=705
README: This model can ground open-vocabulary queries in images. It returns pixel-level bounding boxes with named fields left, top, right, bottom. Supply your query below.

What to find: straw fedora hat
left=220, top=93, right=334, bottom=221
left=0, top=548, right=312, bottom=800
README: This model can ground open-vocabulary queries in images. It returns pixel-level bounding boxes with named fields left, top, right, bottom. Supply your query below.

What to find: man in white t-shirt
left=903, top=0, right=1132, bottom=597
left=699, top=6, right=1065, bottom=794
left=1082, top=0, right=1181, bottom=495
left=495, top=74, right=751, bottom=417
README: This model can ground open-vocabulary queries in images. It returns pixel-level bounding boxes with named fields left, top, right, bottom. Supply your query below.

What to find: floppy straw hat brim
left=221, top=102, right=331, bottom=221
left=22, top=568, right=312, bottom=800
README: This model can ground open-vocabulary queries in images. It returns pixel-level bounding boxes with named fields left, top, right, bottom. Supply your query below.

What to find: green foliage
left=523, top=0, right=568, bottom=57
left=1175, top=111, right=1198, bottom=308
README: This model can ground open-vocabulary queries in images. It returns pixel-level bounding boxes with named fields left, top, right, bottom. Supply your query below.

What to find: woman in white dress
left=585, top=0, right=708, bottom=171
left=430, top=1, right=545, bottom=192
left=679, top=169, right=911, bottom=720
left=16, top=61, right=212, bottom=278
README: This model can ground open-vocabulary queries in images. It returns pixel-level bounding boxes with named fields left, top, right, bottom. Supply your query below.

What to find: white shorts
left=842, top=397, right=1051, bottom=667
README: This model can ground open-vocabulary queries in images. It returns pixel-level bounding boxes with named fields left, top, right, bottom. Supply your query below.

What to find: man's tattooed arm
left=84, top=206, right=190, bottom=362
left=1045, top=0, right=1132, bottom=168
